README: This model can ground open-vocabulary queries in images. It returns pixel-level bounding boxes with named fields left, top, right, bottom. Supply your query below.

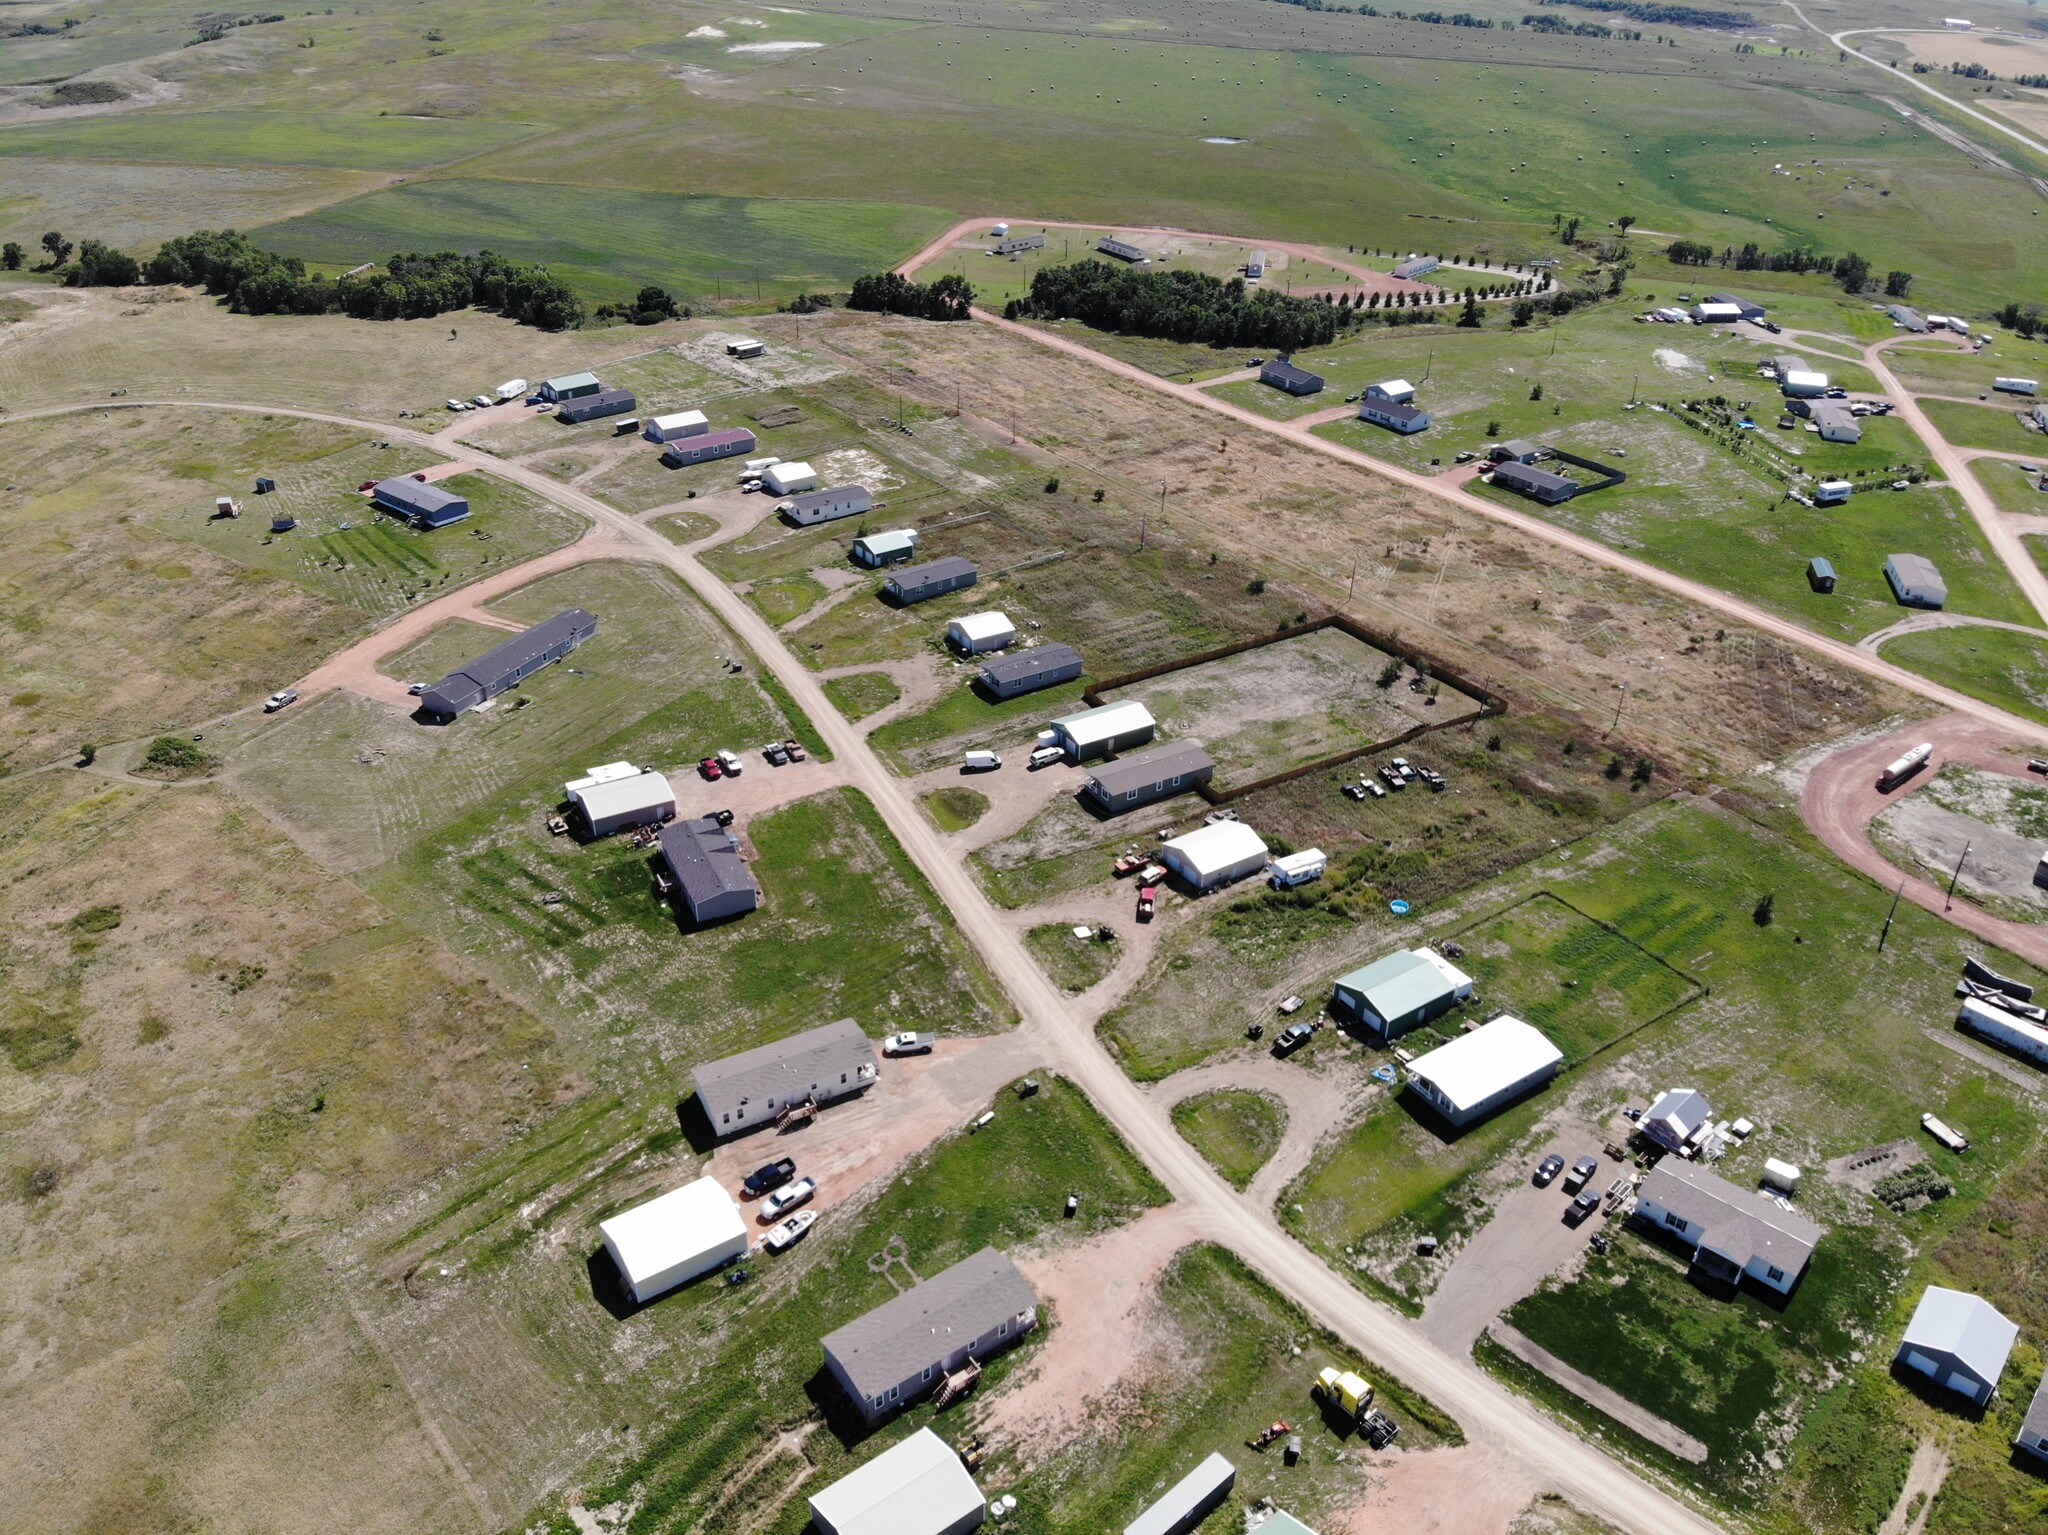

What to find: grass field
left=821, top=670, right=901, bottom=722
left=1171, top=1089, right=1287, bottom=1191
left=0, top=111, right=547, bottom=170
left=922, top=784, right=989, bottom=833
left=1282, top=793, right=2046, bottom=1320
left=1919, top=397, right=2048, bottom=456
left=1024, top=921, right=1121, bottom=994
left=1877, top=626, right=2048, bottom=729
left=259, top=182, right=950, bottom=304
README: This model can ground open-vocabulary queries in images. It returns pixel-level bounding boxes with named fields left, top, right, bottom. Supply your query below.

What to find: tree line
left=1663, top=237, right=1908, bottom=297
left=847, top=271, right=975, bottom=320
left=144, top=230, right=585, bottom=328
left=1004, top=261, right=1359, bottom=350
left=1536, top=0, right=1752, bottom=26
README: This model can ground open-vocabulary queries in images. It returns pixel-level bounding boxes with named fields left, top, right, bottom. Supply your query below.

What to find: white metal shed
left=1161, top=821, right=1271, bottom=891
left=947, top=611, right=1017, bottom=653
left=599, top=1176, right=747, bottom=1304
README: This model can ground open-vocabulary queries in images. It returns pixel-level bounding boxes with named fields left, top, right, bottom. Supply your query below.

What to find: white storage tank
left=1762, top=1159, right=1802, bottom=1193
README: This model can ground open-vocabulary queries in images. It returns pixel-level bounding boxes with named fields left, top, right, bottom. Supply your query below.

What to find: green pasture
left=1919, top=396, right=2048, bottom=456
left=259, top=181, right=950, bottom=303
left=821, top=670, right=902, bottom=722
left=0, top=111, right=544, bottom=171
left=1878, top=626, right=2048, bottom=728
left=1171, top=1089, right=1287, bottom=1191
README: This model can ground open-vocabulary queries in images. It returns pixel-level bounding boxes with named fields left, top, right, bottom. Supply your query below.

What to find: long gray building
left=556, top=387, right=637, bottom=424
left=1490, top=460, right=1579, bottom=504
left=417, top=608, right=598, bottom=718
left=1123, top=1453, right=1237, bottom=1535
left=658, top=816, right=760, bottom=926
left=692, top=1017, right=876, bottom=1139
left=885, top=556, right=978, bottom=606
left=373, top=475, right=471, bottom=528
left=822, top=1247, right=1039, bottom=1423
left=1083, top=740, right=1215, bottom=814
left=979, top=642, right=1084, bottom=700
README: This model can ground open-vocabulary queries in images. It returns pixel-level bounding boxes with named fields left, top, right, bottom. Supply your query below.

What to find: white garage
left=1160, top=820, right=1271, bottom=892
left=599, top=1175, right=748, bottom=1304
left=947, top=611, right=1017, bottom=653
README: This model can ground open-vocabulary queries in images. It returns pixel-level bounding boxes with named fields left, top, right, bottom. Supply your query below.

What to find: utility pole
left=1630, top=373, right=1639, bottom=405
left=1877, top=876, right=1906, bottom=951
left=1945, top=840, right=1972, bottom=912
left=1347, top=550, right=1358, bottom=600
left=1608, top=680, right=1628, bottom=735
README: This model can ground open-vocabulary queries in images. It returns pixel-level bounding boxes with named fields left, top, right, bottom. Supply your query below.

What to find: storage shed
left=539, top=372, right=601, bottom=402
left=1331, top=948, right=1475, bottom=1042
left=418, top=608, right=598, bottom=718
left=979, top=643, right=1084, bottom=699
left=1044, top=698, right=1156, bottom=761
left=1490, top=461, right=1578, bottom=503
left=810, top=1428, right=986, bottom=1535
left=565, top=762, right=675, bottom=838
left=1404, top=1016, right=1562, bottom=1127
left=1690, top=302, right=1743, bottom=324
left=2016, top=1376, right=2048, bottom=1463
left=1122, top=1452, right=1237, bottom=1535
left=557, top=387, right=637, bottom=424
left=1488, top=439, right=1543, bottom=464
left=1367, top=379, right=1417, bottom=405
left=659, top=816, right=760, bottom=927
left=693, top=1017, right=876, bottom=1139
left=885, top=556, right=978, bottom=606
left=947, top=611, right=1016, bottom=654
left=663, top=426, right=757, bottom=466
left=1895, top=1287, right=2018, bottom=1406
left=372, top=475, right=471, bottom=529
left=1957, top=995, right=2048, bottom=1065
left=1709, top=292, right=1767, bottom=320
left=781, top=484, right=874, bottom=526
left=1160, top=820, right=1271, bottom=892
left=1083, top=740, right=1215, bottom=814
left=1886, top=553, right=1947, bottom=609
left=643, top=410, right=709, bottom=443
left=852, top=529, right=918, bottom=567
left=599, top=1175, right=748, bottom=1304
left=1260, top=358, right=1324, bottom=396
left=1806, top=556, right=1837, bottom=593
left=1640, top=1087, right=1712, bottom=1151
left=822, top=1247, right=1038, bottom=1423
left=762, top=460, right=821, bottom=496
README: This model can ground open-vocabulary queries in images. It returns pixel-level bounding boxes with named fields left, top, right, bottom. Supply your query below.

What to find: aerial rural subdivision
left=7, top=3, right=2048, bottom=1535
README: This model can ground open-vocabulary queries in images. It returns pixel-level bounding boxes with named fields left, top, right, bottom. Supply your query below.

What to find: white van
left=963, top=749, right=1002, bottom=772
left=1028, top=746, right=1064, bottom=771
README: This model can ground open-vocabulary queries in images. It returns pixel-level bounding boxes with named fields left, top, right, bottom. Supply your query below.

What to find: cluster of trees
left=847, top=271, right=974, bottom=320
left=1911, top=58, right=2048, bottom=86
left=1995, top=302, right=2047, bottom=340
left=1007, top=261, right=1356, bottom=349
left=189, top=12, right=283, bottom=46
left=0, top=230, right=139, bottom=285
left=1664, top=238, right=1882, bottom=294
left=1266, top=0, right=1496, bottom=26
left=593, top=286, right=683, bottom=325
left=145, top=230, right=585, bottom=328
left=783, top=291, right=835, bottom=314
left=1537, top=0, right=1751, bottom=26
left=1525, top=16, right=1643, bottom=37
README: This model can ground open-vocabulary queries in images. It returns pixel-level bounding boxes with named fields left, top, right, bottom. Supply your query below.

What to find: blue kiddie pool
left=1389, top=899, right=1411, bottom=916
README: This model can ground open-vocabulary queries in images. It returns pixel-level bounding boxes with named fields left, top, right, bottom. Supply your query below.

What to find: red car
left=699, top=757, right=723, bottom=780
left=357, top=479, right=378, bottom=492
left=1137, top=885, right=1158, bottom=921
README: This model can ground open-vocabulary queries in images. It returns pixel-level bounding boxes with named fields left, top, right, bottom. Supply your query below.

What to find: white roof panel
left=570, top=770, right=675, bottom=824
left=598, top=1176, right=746, bottom=1292
left=950, top=611, right=1015, bottom=643
left=1052, top=698, right=1155, bottom=749
left=649, top=410, right=708, bottom=432
left=1407, top=1015, right=1561, bottom=1112
left=566, top=760, right=641, bottom=792
left=809, top=1427, right=985, bottom=1535
left=1162, top=819, right=1270, bottom=877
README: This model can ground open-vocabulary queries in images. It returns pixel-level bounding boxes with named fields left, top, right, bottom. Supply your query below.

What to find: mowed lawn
left=258, top=180, right=952, bottom=301
left=0, top=111, right=545, bottom=170
left=1878, top=626, right=2048, bottom=729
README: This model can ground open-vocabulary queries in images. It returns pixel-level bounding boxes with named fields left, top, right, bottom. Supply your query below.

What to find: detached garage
left=947, top=611, right=1016, bottom=654
left=762, top=460, right=821, bottom=496
left=1160, top=821, right=1270, bottom=892
left=565, top=762, right=675, bottom=838
left=599, top=1175, right=748, bottom=1304
left=809, top=1428, right=985, bottom=1535
left=1404, top=1015, right=1562, bottom=1127
left=642, top=410, right=709, bottom=442
left=1895, top=1287, right=2018, bottom=1407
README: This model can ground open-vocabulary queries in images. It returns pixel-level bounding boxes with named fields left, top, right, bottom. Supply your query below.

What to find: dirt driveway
left=1419, top=1127, right=1608, bottom=1354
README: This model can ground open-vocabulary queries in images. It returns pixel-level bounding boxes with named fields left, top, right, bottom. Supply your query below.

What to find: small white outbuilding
left=599, top=1175, right=748, bottom=1304
left=809, top=1426, right=986, bottom=1535
left=1762, top=1158, right=1802, bottom=1193
left=1161, top=820, right=1271, bottom=891
left=947, top=611, right=1017, bottom=654
left=1780, top=369, right=1829, bottom=398
left=642, top=410, right=710, bottom=442
left=762, top=460, right=820, bottom=496
left=566, top=762, right=676, bottom=838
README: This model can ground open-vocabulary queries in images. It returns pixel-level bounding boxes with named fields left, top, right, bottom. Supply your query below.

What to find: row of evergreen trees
left=144, top=230, right=585, bottom=329
left=1003, top=261, right=1356, bottom=351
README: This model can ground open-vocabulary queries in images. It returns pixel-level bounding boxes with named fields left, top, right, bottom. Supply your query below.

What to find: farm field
left=0, top=160, right=384, bottom=254
left=0, top=408, right=372, bottom=770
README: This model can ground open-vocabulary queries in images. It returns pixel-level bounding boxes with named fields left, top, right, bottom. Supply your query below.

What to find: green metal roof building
left=1331, top=948, right=1473, bottom=1043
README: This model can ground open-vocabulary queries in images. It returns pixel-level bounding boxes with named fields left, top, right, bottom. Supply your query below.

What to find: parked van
left=963, top=749, right=1002, bottom=772
left=1028, top=746, right=1064, bottom=770
left=615, top=418, right=640, bottom=435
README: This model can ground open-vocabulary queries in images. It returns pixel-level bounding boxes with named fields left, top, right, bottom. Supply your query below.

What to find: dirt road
left=1798, top=714, right=2048, bottom=969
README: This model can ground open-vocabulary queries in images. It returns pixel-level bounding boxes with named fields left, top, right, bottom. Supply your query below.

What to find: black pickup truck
left=743, top=1157, right=798, bottom=1197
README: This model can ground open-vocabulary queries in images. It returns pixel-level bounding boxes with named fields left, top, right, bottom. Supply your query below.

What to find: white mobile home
left=779, top=484, right=873, bottom=526
left=599, top=1176, right=748, bottom=1303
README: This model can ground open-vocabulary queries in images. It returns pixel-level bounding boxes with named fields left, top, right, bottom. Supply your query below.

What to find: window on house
left=1664, top=1211, right=1685, bottom=1229
left=998, top=1321, right=1008, bottom=1336
left=922, top=1366, right=932, bottom=1383
left=1766, top=1266, right=1784, bottom=1282
left=840, top=1072, right=847, bottom=1084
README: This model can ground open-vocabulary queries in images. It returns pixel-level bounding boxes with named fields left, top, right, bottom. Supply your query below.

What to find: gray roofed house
left=780, top=484, right=874, bottom=526
left=1490, top=460, right=1578, bottom=503
left=1641, top=1087, right=1713, bottom=1151
left=1488, top=439, right=1544, bottom=464
left=822, top=1247, right=1039, bottom=1422
left=1260, top=358, right=1324, bottom=396
left=1887, top=304, right=1927, bottom=332
left=556, top=387, right=637, bottom=424
left=1709, top=292, right=1766, bottom=319
left=885, top=555, right=979, bottom=606
left=1886, top=553, right=1947, bottom=609
left=1357, top=397, right=1430, bottom=434
left=1083, top=740, right=1215, bottom=813
left=979, top=642, right=1084, bottom=699
left=373, top=475, right=471, bottom=528
left=1634, top=1160, right=1824, bottom=1294
left=1896, top=1287, right=2019, bottom=1407
left=2016, top=1374, right=2048, bottom=1462
left=692, top=1016, right=875, bottom=1139
left=417, top=608, right=598, bottom=718
left=659, top=815, right=761, bottom=927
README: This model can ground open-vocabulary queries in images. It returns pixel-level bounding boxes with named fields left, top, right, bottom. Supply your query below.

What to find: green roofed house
left=1332, top=947, right=1474, bottom=1043
left=539, top=371, right=601, bottom=403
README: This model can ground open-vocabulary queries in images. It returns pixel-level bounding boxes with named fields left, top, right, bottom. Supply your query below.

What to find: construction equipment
left=1247, top=1420, right=1291, bottom=1452
left=1313, top=1367, right=1373, bottom=1419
